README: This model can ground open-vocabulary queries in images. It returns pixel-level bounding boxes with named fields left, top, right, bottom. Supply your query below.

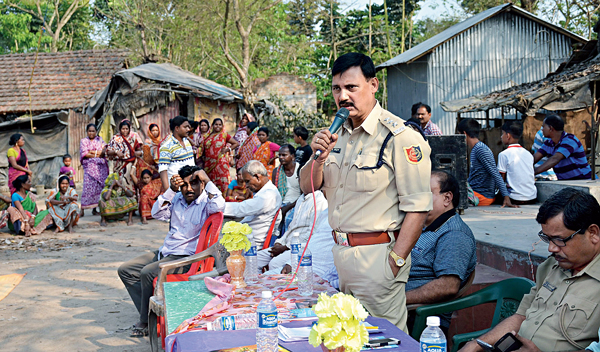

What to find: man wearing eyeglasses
left=460, top=187, right=600, bottom=352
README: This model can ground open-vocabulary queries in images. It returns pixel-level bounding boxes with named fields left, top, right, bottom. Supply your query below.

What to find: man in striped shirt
left=534, top=114, right=592, bottom=180
left=158, top=116, right=195, bottom=190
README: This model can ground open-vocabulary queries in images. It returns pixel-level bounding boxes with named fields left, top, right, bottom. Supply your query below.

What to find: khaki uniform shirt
left=318, top=102, right=432, bottom=233
left=516, top=254, right=600, bottom=351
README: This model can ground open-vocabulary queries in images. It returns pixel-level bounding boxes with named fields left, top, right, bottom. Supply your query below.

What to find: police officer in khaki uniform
left=300, top=53, right=432, bottom=331
left=461, top=188, right=600, bottom=352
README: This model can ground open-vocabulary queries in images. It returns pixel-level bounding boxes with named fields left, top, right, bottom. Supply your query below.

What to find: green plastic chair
left=411, top=277, right=535, bottom=352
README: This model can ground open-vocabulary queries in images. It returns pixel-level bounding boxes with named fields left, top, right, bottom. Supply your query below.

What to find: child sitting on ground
left=225, top=169, right=253, bottom=202
left=59, top=154, right=76, bottom=188
left=498, top=121, right=537, bottom=205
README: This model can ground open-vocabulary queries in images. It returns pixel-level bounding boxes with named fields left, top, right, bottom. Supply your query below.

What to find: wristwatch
left=389, top=250, right=406, bottom=267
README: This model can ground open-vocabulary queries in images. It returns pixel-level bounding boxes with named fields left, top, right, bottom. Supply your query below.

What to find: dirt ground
left=0, top=208, right=169, bottom=352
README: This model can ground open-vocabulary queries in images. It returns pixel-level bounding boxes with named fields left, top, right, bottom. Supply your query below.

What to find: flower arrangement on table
left=219, top=221, right=252, bottom=252
left=308, top=292, right=370, bottom=352
left=219, top=221, right=253, bottom=288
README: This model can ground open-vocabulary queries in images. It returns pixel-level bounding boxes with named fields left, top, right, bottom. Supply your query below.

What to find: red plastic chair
left=262, top=208, right=281, bottom=250
left=151, top=211, right=224, bottom=351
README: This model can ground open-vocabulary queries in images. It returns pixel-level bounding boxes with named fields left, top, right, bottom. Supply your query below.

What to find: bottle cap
left=426, top=316, right=440, bottom=327
left=262, top=291, right=272, bottom=298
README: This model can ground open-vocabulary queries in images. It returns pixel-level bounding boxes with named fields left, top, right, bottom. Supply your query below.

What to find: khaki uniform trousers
left=333, top=242, right=411, bottom=332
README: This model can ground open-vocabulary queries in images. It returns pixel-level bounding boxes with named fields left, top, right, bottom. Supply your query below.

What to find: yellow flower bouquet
left=308, top=292, right=370, bottom=352
left=219, top=221, right=252, bottom=252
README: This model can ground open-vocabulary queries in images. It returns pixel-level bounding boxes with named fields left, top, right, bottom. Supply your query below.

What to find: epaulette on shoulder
left=379, top=114, right=406, bottom=136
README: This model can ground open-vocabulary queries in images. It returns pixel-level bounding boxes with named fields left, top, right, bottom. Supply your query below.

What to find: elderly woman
left=7, top=175, right=52, bottom=236
left=202, top=118, right=239, bottom=193
left=99, top=173, right=138, bottom=227
left=253, top=127, right=280, bottom=177
left=46, top=175, right=80, bottom=233
left=107, top=120, right=143, bottom=193
left=7, top=133, right=32, bottom=194
left=80, top=123, right=109, bottom=216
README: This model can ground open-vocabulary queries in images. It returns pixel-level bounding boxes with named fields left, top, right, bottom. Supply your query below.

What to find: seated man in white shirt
left=224, top=160, right=282, bottom=248
left=498, top=120, right=537, bottom=205
left=257, top=190, right=328, bottom=272
left=268, top=207, right=336, bottom=278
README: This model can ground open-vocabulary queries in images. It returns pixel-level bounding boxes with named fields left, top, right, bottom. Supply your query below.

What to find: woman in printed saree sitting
left=7, top=175, right=52, bottom=236
left=46, top=175, right=80, bottom=233
left=138, top=169, right=162, bottom=224
left=202, top=118, right=239, bottom=193
left=106, top=120, right=143, bottom=193
left=99, top=173, right=138, bottom=227
left=0, top=192, right=12, bottom=230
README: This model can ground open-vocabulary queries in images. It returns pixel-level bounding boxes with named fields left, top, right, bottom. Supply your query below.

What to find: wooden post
left=456, top=113, right=462, bottom=134
left=485, top=109, right=490, bottom=129
left=501, top=107, right=505, bottom=126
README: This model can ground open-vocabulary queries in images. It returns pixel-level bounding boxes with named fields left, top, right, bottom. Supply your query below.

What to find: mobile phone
left=495, top=332, right=522, bottom=352
left=365, top=337, right=400, bottom=348
left=476, top=339, right=494, bottom=351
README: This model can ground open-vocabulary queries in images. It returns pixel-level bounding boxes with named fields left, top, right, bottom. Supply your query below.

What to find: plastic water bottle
left=245, top=240, right=258, bottom=282
left=256, top=291, right=278, bottom=352
left=420, top=316, right=447, bottom=352
left=297, top=247, right=313, bottom=296
left=290, top=234, right=301, bottom=271
left=207, top=314, right=257, bottom=331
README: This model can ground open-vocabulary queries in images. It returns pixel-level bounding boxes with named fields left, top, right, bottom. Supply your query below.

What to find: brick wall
left=253, top=73, right=317, bottom=113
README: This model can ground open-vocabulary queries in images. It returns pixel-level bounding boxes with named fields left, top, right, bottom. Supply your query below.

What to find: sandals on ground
left=130, top=326, right=148, bottom=338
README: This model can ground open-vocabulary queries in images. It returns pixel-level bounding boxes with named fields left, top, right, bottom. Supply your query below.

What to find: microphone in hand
left=314, top=107, right=350, bottom=160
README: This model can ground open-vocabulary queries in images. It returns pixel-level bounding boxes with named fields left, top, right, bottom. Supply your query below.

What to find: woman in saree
left=192, top=119, right=211, bottom=168
left=143, top=123, right=163, bottom=168
left=99, top=173, right=138, bottom=227
left=80, top=123, right=109, bottom=217
left=202, top=118, right=239, bottom=193
left=7, top=134, right=32, bottom=194
left=235, top=121, right=260, bottom=170
left=138, top=169, right=162, bottom=224
left=0, top=192, right=11, bottom=229
left=253, top=127, right=280, bottom=177
left=107, top=120, right=143, bottom=193
left=46, top=175, right=80, bottom=233
left=7, top=175, right=52, bottom=236
left=232, top=113, right=252, bottom=151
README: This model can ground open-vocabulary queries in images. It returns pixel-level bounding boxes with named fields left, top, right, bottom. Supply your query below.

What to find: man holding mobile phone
left=460, top=188, right=600, bottom=352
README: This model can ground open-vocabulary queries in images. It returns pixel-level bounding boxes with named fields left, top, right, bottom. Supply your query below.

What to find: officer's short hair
left=536, top=188, right=600, bottom=231
left=544, top=114, right=564, bottom=131
left=332, top=53, right=375, bottom=80
left=432, top=170, right=460, bottom=208
left=457, top=118, right=480, bottom=138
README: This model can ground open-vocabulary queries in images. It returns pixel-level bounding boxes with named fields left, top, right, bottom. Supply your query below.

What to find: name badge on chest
left=331, top=148, right=341, bottom=154
left=542, top=281, right=557, bottom=292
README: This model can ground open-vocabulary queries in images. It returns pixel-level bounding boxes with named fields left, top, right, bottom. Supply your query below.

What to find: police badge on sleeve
left=403, top=145, right=423, bottom=164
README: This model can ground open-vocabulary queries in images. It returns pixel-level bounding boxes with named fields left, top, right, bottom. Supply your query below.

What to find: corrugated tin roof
left=376, top=4, right=587, bottom=69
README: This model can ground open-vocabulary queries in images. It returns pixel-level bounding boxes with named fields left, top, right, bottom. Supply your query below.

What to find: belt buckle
left=334, top=231, right=350, bottom=247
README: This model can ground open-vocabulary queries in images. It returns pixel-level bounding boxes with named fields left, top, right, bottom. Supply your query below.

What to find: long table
left=163, top=274, right=419, bottom=351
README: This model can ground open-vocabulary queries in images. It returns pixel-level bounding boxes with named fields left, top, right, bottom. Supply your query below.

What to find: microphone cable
left=273, top=160, right=319, bottom=301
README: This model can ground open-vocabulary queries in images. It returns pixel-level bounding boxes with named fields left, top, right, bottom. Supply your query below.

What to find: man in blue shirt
left=406, top=170, right=477, bottom=332
left=534, top=114, right=592, bottom=180
left=457, top=118, right=517, bottom=208
left=117, top=165, right=225, bottom=337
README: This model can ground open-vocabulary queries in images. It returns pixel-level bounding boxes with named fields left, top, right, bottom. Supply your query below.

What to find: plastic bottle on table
left=290, top=233, right=301, bottom=271
left=419, top=316, right=447, bottom=352
left=256, top=290, right=278, bottom=352
left=207, top=314, right=257, bottom=331
left=297, top=246, right=313, bottom=296
left=245, top=240, right=258, bottom=282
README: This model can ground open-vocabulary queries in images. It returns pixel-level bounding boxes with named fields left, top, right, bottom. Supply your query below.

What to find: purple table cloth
left=168, top=316, right=420, bottom=352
